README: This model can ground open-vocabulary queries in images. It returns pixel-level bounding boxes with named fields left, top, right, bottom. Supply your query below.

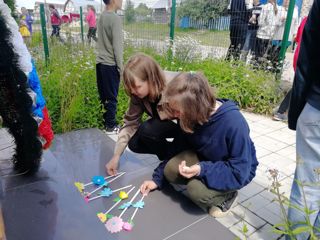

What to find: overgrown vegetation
left=33, top=40, right=281, bottom=134
left=177, top=0, right=229, bottom=20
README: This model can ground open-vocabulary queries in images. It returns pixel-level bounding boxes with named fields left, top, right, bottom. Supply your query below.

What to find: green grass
left=124, top=22, right=230, bottom=47
left=32, top=41, right=281, bottom=134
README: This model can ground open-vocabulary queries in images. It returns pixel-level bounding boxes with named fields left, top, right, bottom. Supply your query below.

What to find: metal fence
left=22, top=0, right=304, bottom=72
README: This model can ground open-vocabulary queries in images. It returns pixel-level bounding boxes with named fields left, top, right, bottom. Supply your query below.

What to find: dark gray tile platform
left=0, top=128, right=235, bottom=240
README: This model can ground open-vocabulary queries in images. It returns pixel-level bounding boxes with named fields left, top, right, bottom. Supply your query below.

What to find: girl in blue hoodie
left=140, top=72, right=258, bottom=217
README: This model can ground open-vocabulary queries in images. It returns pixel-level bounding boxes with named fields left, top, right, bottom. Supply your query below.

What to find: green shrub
left=35, top=44, right=281, bottom=134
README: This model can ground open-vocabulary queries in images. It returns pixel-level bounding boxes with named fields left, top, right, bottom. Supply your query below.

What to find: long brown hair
left=123, top=53, right=166, bottom=101
left=162, top=72, right=216, bottom=133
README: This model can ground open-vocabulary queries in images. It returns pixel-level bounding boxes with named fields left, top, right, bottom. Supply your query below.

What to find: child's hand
left=140, top=180, right=158, bottom=196
left=105, top=154, right=120, bottom=176
left=178, top=161, right=201, bottom=179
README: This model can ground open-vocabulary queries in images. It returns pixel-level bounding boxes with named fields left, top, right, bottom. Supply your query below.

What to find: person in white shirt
left=254, top=0, right=279, bottom=66
left=269, top=0, right=299, bottom=72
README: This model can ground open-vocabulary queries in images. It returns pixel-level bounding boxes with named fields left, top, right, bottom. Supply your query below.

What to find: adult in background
left=254, top=0, right=279, bottom=67
left=225, top=0, right=251, bottom=61
left=286, top=0, right=320, bottom=238
left=240, top=0, right=262, bottom=62
left=270, top=0, right=298, bottom=72
left=272, top=16, right=307, bottom=122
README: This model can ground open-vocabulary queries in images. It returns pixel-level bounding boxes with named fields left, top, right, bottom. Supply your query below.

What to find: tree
left=177, top=0, right=229, bottom=21
left=135, top=3, right=151, bottom=17
left=124, top=0, right=135, bottom=24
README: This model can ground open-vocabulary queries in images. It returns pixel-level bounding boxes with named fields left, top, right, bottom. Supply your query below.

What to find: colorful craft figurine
left=97, top=186, right=135, bottom=223
left=122, top=195, right=146, bottom=231
left=84, top=185, right=132, bottom=203
left=74, top=172, right=125, bottom=193
left=105, top=189, right=141, bottom=233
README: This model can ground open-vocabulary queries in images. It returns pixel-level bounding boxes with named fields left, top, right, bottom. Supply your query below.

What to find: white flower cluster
left=171, top=36, right=202, bottom=63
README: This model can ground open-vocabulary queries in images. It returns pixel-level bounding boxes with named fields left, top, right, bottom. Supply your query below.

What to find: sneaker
left=104, top=125, right=120, bottom=135
left=209, top=191, right=238, bottom=218
left=272, top=112, right=288, bottom=122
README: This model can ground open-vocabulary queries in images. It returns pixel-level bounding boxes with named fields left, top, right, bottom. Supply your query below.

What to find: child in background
left=20, top=7, right=33, bottom=35
left=140, top=72, right=258, bottom=218
left=106, top=53, right=184, bottom=176
left=19, top=19, right=31, bottom=44
left=86, top=5, right=97, bottom=43
left=49, top=4, right=62, bottom=40
left=96, top=0, right=123, bottom=133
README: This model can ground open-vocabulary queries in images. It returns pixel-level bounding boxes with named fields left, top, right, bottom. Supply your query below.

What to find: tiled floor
left=0, top=111, right=295, bottom=240
left=108, top=111, right=296, bottom=240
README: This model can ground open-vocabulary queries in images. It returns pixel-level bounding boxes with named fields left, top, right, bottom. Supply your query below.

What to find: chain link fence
left=20, top=0, right=305, bottom=73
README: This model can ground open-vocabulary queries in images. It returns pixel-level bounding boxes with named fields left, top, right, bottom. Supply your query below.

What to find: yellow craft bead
left=119, top=191, right=128, bottom=199
left=74, top=182, right=84, bottom=192
left=97, top=213, right=107, bottom=223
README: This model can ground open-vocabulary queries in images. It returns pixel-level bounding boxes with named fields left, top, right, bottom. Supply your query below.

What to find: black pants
left=96, top=64, right=120, bottom=128
left=128, top=118, right=188, bottom=160
left=87, top=27, right=97, bottom=43
left=226, top=24, right=247, bottom=61
left=278, top=89, right=292, bottom=114
left=51, top=25, right=60, bottom=37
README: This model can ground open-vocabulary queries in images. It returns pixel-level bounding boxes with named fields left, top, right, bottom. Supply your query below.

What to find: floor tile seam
left=263, top=133, right=296, bottom=145
left=161, top=215, right=209, bottom=240
left=236, top=203, right=282, bottom=229
left=238, top=187, right=267, bottom=204
left=229, top=209, right=267, bottom=229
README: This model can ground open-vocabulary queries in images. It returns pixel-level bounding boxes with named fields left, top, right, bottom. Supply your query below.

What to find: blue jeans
left=287, top=103, right=320, bottom=240
left=242, top=29, right=257, bottom=53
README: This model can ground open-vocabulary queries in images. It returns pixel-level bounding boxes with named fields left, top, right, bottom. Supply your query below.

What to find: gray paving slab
left=0, top=128, right=235, bottom=240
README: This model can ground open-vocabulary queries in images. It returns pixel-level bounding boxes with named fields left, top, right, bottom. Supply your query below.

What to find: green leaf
left=292, top=226, right=311, bottom=235
left=272, top=229, right=287, bottom=234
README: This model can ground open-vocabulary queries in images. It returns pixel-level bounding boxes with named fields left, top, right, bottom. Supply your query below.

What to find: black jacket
left=288, top=0, right=320, bottom=130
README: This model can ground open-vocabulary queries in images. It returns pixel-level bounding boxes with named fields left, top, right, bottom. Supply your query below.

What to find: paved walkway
left=0, top=112, right=295, bottom=240
left=222, top=112, right=295, bottom=240
left=109, top=112, right=296, bottom=240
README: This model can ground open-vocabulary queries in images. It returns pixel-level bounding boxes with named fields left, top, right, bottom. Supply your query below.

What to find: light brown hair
left=162, top=72, right=216, bottom=133
left=123, top=53, right=166, bottom=102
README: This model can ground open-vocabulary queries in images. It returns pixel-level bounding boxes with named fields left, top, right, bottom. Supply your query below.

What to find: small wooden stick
left=83, top=172, right=125, bottom=187
left=87, top=185, right=132, bottom=202
left=130, top=195, right=145, bottom=221
left=119, top=189, right=140, bottom=218
left=104, top=186, right=136, bottom=215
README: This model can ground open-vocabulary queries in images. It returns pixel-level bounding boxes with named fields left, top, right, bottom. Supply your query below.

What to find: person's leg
left=128, top=118, right=184, bottom=160
left=87, top=28, right=92, bottom=43
left=96, top=63, right=106, bottom=107
left=102, top=65, right=120, bottom=129
left=235, top=24, right=247, bottom=60
left=287, top=103, right=320, bottom=240
left=164, top=150, right=199, bottom=184
left=278, top=89, right=292, bottom=114
left=56, top=26, right=60, bottom=37
left=249, top=29, right=258, bottom=58
left=240, top=30, right=252, bottom=62
left=92, top=28, right=97, bottom=41
left=226, top=24, right=237, bottom=61
left=51, top=25, right=57, bottom=37
left=96, top=64, right=119, bottom=129
left=164, top=150, right=236, bottom=214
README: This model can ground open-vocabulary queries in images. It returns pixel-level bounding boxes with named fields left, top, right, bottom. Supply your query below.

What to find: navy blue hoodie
left=152, top=100, right=258, bottom=191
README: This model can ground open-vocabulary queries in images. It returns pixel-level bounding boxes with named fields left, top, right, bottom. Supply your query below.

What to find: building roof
left=152, top=0, right=168, bottom=9
left=15, top=0, right=100, bottom=10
